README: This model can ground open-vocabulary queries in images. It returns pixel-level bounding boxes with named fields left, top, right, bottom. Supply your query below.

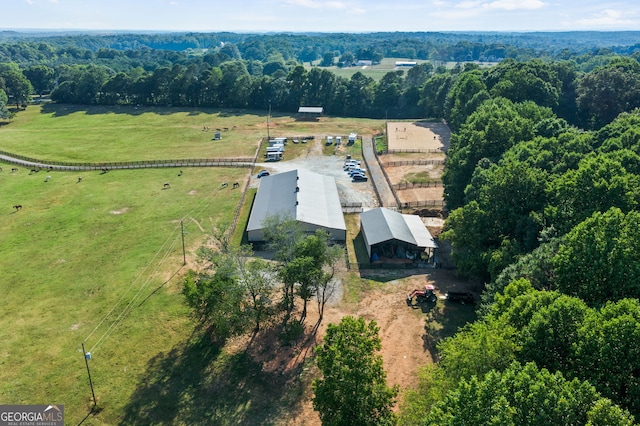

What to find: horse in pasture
left=220, top=182, right=228, bottom=189
left=13, top=205, right=22, bottom=211
left=233, top=182, right=240, bottom=189
left=163, top=182, right=170, bottom=189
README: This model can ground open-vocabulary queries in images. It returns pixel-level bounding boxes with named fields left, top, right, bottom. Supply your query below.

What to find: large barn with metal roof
left=247, top=169, right=346, bottom=242
left=360, top=207, right=438, bottom=264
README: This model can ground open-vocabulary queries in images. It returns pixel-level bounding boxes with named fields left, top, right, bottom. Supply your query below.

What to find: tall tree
left=0, top=88, right=9, bottom=118
left=553, top=208, right=640, bottom=305
left=313, top=316, right=398, bottom=426
left=425, top=362, right=634, bottom=426
left=0, top=62, right=33, bottom=107
left=23, top=64, right=54, bottom=97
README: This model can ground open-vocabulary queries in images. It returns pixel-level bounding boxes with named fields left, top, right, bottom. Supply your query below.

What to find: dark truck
left=446, top=291, right=474, bottom=304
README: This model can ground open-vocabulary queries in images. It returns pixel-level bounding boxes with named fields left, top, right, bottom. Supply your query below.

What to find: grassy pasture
left=0, top=165, right=249, bottom=423
left=0, top=104, right=264, bottom=162
left=0, top=105, right=384, bottom=424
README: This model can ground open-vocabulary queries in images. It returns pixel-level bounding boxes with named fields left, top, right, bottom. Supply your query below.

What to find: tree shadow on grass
left=39, top=103, right=267, bottom=118
left=422, top=300, right=477, bottom=362
left=119, top=330, right=297, bottom=425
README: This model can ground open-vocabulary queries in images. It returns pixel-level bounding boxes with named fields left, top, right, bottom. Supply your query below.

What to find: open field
left=0, top=104, right=384, bottom=163
left=0, top=105, right=467, bottom=425
left=307, top=57, right=433, bottom=81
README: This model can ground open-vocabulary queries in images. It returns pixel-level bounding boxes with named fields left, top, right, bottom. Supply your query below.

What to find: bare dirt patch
left=280, top=269, right=474, bottom=425
left=110, top=207, right=130, bottom=215
left=386, top=121, right=449, bottom=151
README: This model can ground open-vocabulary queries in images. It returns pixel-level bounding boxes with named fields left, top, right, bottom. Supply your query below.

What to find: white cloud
left=483, top=0, right=545, bottom=10
left=285, top=0, right=348, bottom=10
left=453, top=0, right=545, bottom=11
left=574, top=9, right=637, bottom=28
left=456, top=1, right=482, bottom=9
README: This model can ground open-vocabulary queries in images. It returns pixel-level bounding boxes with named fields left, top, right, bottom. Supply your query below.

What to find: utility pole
left=82, top=343, right=97, bottom=409
left=267, top=100, right=271, bottom=141
left=181, top=220, right=186, bottom=266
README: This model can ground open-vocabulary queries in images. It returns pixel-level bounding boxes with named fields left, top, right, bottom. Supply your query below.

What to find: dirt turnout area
left=386, top=121, right=450, bottom=151
left=382, top=121, right=450, bottom=206
left=283, top=269, right=476, bottom=425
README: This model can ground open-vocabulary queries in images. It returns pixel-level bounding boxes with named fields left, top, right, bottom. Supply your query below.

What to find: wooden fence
left=393, top=181, right=443, bottom=190
left=378, top=148, right=444, bottom=154
left=0, top=149, right=254, bottom=170
left=400, top=200, right=445, bottom=208
left=382, top=159, right=445, bottom=167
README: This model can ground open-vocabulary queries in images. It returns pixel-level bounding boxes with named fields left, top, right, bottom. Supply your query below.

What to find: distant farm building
left=247, top=169, right=346, bottom=242
left=356, top=60, right=373, bottom=66
left=297, top=106, right=324, bottom=121
left=360, top=207, right=437, bottom=264
left=395, top=61, right=417, bottom=67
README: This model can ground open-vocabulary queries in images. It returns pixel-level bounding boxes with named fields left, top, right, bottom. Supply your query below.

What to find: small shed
left=360, top=207, right=437, bottom=264
left=297, top=106, right=323, bottom=120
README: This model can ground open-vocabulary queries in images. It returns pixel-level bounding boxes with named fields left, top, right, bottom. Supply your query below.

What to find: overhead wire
left=82, top=169, right=241, bottom=353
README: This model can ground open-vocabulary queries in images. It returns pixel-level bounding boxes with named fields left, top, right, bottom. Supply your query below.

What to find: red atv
left=407, top=285, right=437, bottom=304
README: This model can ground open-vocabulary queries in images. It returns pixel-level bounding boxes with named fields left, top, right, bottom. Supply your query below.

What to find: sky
left=2, top=0, right=640, bottom=33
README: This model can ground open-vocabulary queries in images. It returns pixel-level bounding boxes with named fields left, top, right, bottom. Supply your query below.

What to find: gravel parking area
left=252, top=138, right=379, bottom=208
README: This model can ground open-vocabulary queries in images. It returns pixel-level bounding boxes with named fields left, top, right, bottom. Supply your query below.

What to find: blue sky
left=2, top=0, right=640, bottom=32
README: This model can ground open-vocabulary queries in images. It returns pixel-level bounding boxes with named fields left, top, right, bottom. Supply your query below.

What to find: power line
left=88, top=235, right=181, bottom=353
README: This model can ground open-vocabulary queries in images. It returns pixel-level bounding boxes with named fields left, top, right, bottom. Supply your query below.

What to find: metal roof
left=298, top=106, right=324, bottom=114
left=247, top=169, right=346, bottom=236
left=360, top=207, right=437, bottom=249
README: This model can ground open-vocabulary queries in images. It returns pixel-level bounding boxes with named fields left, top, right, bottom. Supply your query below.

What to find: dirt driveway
left=282, top=268, right=476, bottom=426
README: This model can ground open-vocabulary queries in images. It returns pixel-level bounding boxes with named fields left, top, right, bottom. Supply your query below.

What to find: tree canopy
left=313, top=316, right=398, bottom=426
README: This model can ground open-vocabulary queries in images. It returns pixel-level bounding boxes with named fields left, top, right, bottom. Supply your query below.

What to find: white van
left=326, top=136, right=333, bottom=145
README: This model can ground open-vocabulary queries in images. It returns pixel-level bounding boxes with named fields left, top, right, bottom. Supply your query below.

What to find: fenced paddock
left=386, top=121, right=450, bottom=152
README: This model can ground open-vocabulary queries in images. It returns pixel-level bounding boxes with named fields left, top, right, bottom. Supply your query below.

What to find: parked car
left=344, top=159, right=361, bottom=167
left=344, top=163, right=362, bottom=171
left=257, top=170, right=270, bottom=178
left=352, top=175, right=368, bottom=182
left=347, top=168, right=366, bottom=176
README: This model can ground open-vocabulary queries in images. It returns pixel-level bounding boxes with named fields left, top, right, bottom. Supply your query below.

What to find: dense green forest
left=0, top=31, right=640, bottom=120
left=3, top=31, right=640, bottom=423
